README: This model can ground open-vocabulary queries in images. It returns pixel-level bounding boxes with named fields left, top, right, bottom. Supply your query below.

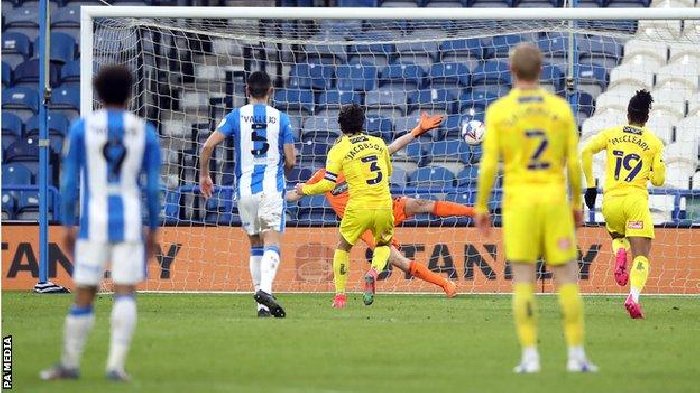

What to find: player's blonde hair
left=509, top=43, right=542, bottom=82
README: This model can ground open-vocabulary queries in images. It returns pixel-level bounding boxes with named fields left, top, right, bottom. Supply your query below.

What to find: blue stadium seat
left=317, top=20, right=363, bottom=35
left=390, top=166, right=408, bottom=187
left=577, top=36, right=623, bottom=69
left=204, top=192, right=238, bottom=225
left=60, top=59, right=80, bottom=86
left=444, top=191, right=476, bottom=207
left=16, top=190, right=53, bottom=220
left=305, top=35, right=348, bottom=63
left=394, top=38, right=439, bottom=70
left=467, top=143, right=482, bottom=164
left=392, top=114, right=421, bottom=137
left=49, top=86, right=80, bottom=118
left=44, top=32, right=76, bottom=63
left=2, top=163, right=33, bottom=185
left=379, top=62, right=426, bottom=89
left=302, top=132, right=338, bottom=145
left=303, top=116, right=341, bottom=138
left=2, top=87, right=39, bottom=118
left=297, top=195, right=336, bottom=225
left=273, top=89, right=315, bottom=114
left=287, top=167, right=314, bottom=184
left=349, top=31, right=396, bottom=66
left=364, top=115, right=393, bottom=142
left=298, top=141, right=330, bottom=164
left=439, top=39, right=484, bottom=63
left=430, top=140, right=469, bottom=164
left=365, top=88, right=408, bottom=117
left=490, top=34, right=528, bottom=59
left=25, top=113, right=69, bottom=137
left=540, top=64, right=565, bottom=94
left=2, top=113, right=23, bottom=138
left=407, top=88, right=458, bottom=113
left=50, top=4, right=80, bottom=29
left=428, top=62, right=471, bottom=91
left=471, top=60, right=511, bottom=88
left=338, top=0, right=379, bottom=4
left=4, top=6, right=39, bottom=35
left=162, top=189, right=182, bottom=221
left=576, top=64, right=608, bottom=97
left=2, top=192, right=17, bottom=220
left=456, top=166, right=479, bottom=188
left=13, top=59, right=61, bottom=88
left=2, top=32, right=32, bottom=68
left=289, top=63, right=334, bottom=90
left=318, top=90, right=363, bottom=109
left=2, top=62, right=12, bottom=87
left=336, top=61, right=378, bottom=91
left=459, top=90, right=498, bottom=115
left=5, top=138, right=39, bottom=163
left=576, top=91, right=595, bottom=117
left=409, top=166, right=456, bottom=191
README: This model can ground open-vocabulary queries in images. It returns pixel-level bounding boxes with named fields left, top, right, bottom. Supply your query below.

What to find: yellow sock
left=611, top=238, right=630, bottom=253
left=371, top=245, right=390, bottom=273
left=512, top=283, right=537, bottom=348
left=333, top=249, right=349, bottom=294
left=630, top=256, right=650, bottom=301
left=558, top=283, right=584, bottom=348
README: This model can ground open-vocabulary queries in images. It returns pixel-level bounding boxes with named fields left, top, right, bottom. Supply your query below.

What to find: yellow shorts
left=340, top=207, right=394, bottom=247
left=602, top=193, right=654, bottom=239
left=503, top=201, right=577, bottom=266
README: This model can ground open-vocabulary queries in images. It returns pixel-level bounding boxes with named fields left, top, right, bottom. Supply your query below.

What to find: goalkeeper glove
left=410, top=113, right=444, bottom=137
left=584, top=188, right=598, bottom=210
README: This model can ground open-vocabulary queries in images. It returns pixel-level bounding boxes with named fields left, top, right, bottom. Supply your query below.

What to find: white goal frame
left=79, top=6, right=700, bottom=117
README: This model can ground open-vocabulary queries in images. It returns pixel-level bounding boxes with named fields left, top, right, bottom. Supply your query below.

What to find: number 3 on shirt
left=362, top=155, right=383, bottom=185
left=525, top=130, right=550, bottom=170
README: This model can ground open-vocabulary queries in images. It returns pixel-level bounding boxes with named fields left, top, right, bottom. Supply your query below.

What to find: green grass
left=3, top=292, right=699, bottom=393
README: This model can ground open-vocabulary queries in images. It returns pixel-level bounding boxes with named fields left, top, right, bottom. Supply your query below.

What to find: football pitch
left=3, top=292, right=699, bottom=393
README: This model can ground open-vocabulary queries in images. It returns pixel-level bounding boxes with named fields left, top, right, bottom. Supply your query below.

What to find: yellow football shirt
left=581, top=124, right=666, bottom=197
left=475, top=88, right=582, bottom=213
left=301, top=133, right=392, bottom=211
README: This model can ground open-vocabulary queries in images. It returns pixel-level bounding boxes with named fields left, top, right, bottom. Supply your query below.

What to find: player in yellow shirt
left=581, top=89, right=666, bottom=319
left=296, top=104, right=393, bottom=306
left=475, top=43, right=596, bottom=373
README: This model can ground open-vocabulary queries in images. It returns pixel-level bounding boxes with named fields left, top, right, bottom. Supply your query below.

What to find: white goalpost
left=79, top=6, right=700, bottom=294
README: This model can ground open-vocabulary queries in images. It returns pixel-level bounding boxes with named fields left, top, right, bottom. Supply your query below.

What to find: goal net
left=84, top=7, right=700, bottom=294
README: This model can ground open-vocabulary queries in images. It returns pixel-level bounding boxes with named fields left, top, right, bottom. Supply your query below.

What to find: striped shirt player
left=199, top=71, right=296, bottom=318
left=41, top=65, right=161, bottom=382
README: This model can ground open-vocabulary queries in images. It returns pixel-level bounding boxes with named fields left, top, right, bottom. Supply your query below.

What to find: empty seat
left=674, top=116, right=700, bottom=145
left=390, top=166, right=408, bottom=187
left=204, top=192, right=238, bottom=225
left=349, top=31, right=396, bottom=67
left=2, top=61, right=11, bottom=87
left=25, top=113, right=70, bottom=137
left=288, top=63, right=334, bottom=90
left=298, top=142, right=330, bottom=164
left=666, top=142, right=699, bottom=165
left=379, top=62, right=426, bottom=89
left=428, top=62, right=470, bottom=90
left=273, top=89, right=315, bottom=114
left=575, top=64, right=608, bottom=98
left=301, top=132, right=338, bottom=145
left=471, top=60, right=511, bottom=89
left=664, top=162, right=695, bottom=189
left=50, top=4, right=80, bottom=29
left=655, top=63, right=698, bottom=91
left=44, top=32, right=76, bottom=63
left=2, top=32, right=32, bottom=69
left=540, top=64, right=565, bottom=94
left=318, top=90, right=363, bottom=109
left=593, top=86, right=640, bottom=114
left=365, top=88, right=408, bottom=117
left=2, top=163, right=32, bottom=185
left=439, top=38, right=484, bottom=64
left=669, top=42, right=700, bottom=64
left=444, top=191, right=476, bottom=206
left=50, top=86, right=80, bottom=118
left=304, top=34, right=348, bottom=62
left=538, top=34, right=569, bottom=71
left=4, top=6, right=40, bottom=38
left=456, top=166, right=479, bottom=188
left=459, top=90, right=499, bottom=115
left=581, top=115, right=620, bottom=140
left=2, top=113, right=23, bottom=138
left=302, top=116, right=341, bottom=137
left=407, top=88, right=457, bottom=113
left=2, top=192, right=16, bottom=220
left=623, top=39, right=668, bottom=65
left=336, top=62, right=378, bottom=91
left=364, top=115, right=393, bottom=141
left=578, top=35, right=623, bottom=70
left=16, top=191, right=48, bottom=221
left=2, top=87, right=39, bottom=119
left=393, top=114, right=422, bottom=137
left=609, top=62, right=655, bottom=90
left=408, top=166, right=456, bottom=191
left=489, top=34, right=528, bottom=59
left=637, top=20, right=682, bottom=41
left=13, top=59, right=61, bottom=88
left=287, top=167, right=314, bottom=184
left=394, top=33, right=440, bottom=69
left=651, top=88, right=688, bottom=118
left=688, top=92, right=700, bottom=117
left=60, top=59, right=80, bottom=86
left=429, top=140, right=469, bottom=174
left=645, top=113, right=676, bottom=145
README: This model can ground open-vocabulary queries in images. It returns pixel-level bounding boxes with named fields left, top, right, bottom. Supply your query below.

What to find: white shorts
left=238, top=192, right=285, bottom=236
left=74, top=240, right=146, bottom=286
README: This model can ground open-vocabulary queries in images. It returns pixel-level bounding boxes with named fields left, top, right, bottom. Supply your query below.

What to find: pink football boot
left=332, top=293, right=347, bottom=309
left=624, top=294, right=644, bottom=319
left=614, top=248, right=629, bottom=286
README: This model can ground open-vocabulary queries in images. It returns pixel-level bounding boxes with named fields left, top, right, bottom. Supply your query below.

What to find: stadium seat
left=645, top=113, right=677, bottom=145
left=669, top=42, right=700, bottom=64
left=2, top=192, right=16, bottom=220
left=390, top=166, right=408, bottom=187
left=288, top=63, right=334, bottom=90
left=656, top=63, right=699, bottom=92
left=287, top=167, right=314, bottom=184
left=609, top=62, right=654, bottom=90
left=2, top=113, right=23, bottom=139
left=380, top=0, right=420, bottom=6
left=302, top=132, right=339, bottom=145
left=349, top=31, right=397, bottom=67
left=204, top=192, right=238, bottom=225
left=393, top=32, right=441, bottom=69
left=688, top=92, right=700, bottom=117
left=25, top=113, right=70, bottom=137
left=490, top=34, right=530, bottom=59
left=538, top=33, right=569, bottom=72
left=576, top=64, right=608, bottom=98
left=317, top=20, right=363, bottom=35
left=3, top=6, right=39, bottom=39
left=694, top=171, right=700, bottom=191
left=540, top=64, right=565, bottom=95
left=407, top=88, right=457, bottom=114
left=60, top=59, right=80, bottom=86
left=456, top=166, right=479, bottom=188
left=516, top=0, right=563, bottom=6
left=623, top=39, right=668, bottom=66
left=576, top=91, right=596, bottom=118
left=581, top=115, right=619, bottom=140
left=302, top=116, right=342, bottom=138
left=675, top=116, right=700, bottom=146
left=409, top=166, right=456, bottom=193
left=50, top=4, right=80, bottom=29
left=298, top=141, right=330, bottom=164
left=49, top=86, right=80, bottom=118
left=637, top=19, right=682, bottom=41
left=445, top=190, right=476, bottom=206
left=428, top=62, right=471, bottom=93
left=379, top=62, right=426, bottom=90
left=338, top=0, right=379, bottom=5
left=471, top=60, right=511, bottom=90
left=41, top=32, right=76, bottom=64
left=429, top=140, right=469, bottom=174
left=2, top=32, right=32, bottom=69
left=13, top=59, right=61, bottom=88
left=2, top=62, right=12, bottom=87
left=297, top=194, right=335, bottom=224
left=651, top=88, right=688, bottom=118
left=666, top=142, right=699, bottom=165
left=318, top=90, right=363, bottom=109
left=2, top=87, right=39, bottom=119
left=273, top=89, right=315, bottom=115
left=336, top=62, right=378, bottom=91
left=459, top=90, right=499, bottom=115
left=16, top=190, right=49, bottom=221
left=593, top=86, right=641, bottom=114
left=577, top=36, right=623, bottom=70
left=439, top=39, right=484, bottom=65
left=364, top=115, right=393, bottom=142
left=365, top=88, right=408, bottom=118
left=304, top=34, right=348, bottom=63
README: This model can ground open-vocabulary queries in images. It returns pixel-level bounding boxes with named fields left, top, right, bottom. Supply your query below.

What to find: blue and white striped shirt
left=217, top=104, right=295, bottom=199
left=61, top=109, right=161, bottom=242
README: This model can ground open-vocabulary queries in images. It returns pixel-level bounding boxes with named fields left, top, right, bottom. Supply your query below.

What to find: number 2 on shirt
left=362, top=155, right=383, bottom=185
left=525, top=129, right=550, bottom=170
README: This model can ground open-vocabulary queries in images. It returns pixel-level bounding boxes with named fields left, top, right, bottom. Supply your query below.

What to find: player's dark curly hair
left=247, top=71, right=272, bottom=99
left=93, top=64, right=133, bottom=106
left=338, top=104, right=365, bottom=135
left=627, top=89, right=654, bottom=125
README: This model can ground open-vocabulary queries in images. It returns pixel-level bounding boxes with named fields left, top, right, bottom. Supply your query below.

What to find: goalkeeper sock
left=61, top=304, right=95, bottom=369
left=371, top=245, right=391, bottom=273
left=260, top=246, right=280, bottom=295
left=512, top=283, right=538, bottom=349
left=333, top=249, right=349, bottom=294
left=409, top=261, right=448, bottom=288
left=630, top=256, right=650, bottom=302
left=558, top=283, right=585, bottom=349
left=249, top=247, right=267, bottom=311
left=611, top=238, right=630, bottom=253
left=106, top=295, right=136, bottom=372
left=433, top=201, right=475, bottom=218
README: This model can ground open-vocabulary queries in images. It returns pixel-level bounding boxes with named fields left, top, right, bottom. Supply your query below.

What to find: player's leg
left=602, top=196, right=630, bottom=286
left=253, top=193, right=286, bottom=317
left=389, top=247, right=456, bottom=297
left=403, top=197, right=475, bottom=218
left=247, top=235, right=269, bottom=316
left=40, top=240, right=104, bottom=380
left=364, top=208, right=395, bottom=305
left=626, top=237, right=651, bottom=319
left=332, top=233, right=354, bottom=308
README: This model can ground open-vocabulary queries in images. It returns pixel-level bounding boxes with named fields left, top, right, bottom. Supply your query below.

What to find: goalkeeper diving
left=288, top=113, right=475, bottom=308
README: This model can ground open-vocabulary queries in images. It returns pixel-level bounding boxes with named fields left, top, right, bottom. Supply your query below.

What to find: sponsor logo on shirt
left=628, top=221, right=644, bottom=229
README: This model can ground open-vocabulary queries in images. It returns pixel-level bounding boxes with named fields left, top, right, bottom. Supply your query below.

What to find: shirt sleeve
left=306, top=169, right=327, bottom=185
left=216, top=109, right=239, bottom=138
left=474, top=106, right=499, bottom=214
left=60, top=119, right=84, bottom=226
left=564, top=106, right=583, bottom=207
left=142, top=123, right=162, bottom=230
left=649, top=140, right=666, bottom=186
left=382, top=141, right=392, bottom=178
left=302, top=146, right=340, bottom=195
left=280, top=113, right=296, bottom=144
left=581, top=129, right=608, bottom=189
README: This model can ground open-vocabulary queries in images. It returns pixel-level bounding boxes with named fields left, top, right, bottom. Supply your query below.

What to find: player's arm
left=287, top=169, right=326, bottom=202
left=387, top=113, right=443, bottom=155
left=60, top=120, right=84, bottom=258
left=474, top=107, right=499, bottom=235
left=281, top=113, right=297, bottom=173
left=649, top=144, right=666, bottom=186
left=142, top=124, right=162, bottom=259
left=580, top=130, right=607, bottom=209
left=199, top=113, right=235, bottom=198
left=564, top=107, right=583, bottom=226
left=298, top=149, right=340, bottom=195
